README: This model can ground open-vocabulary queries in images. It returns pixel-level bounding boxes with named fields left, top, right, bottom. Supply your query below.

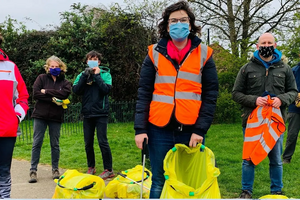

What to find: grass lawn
left=13, top=122, right=300, bottom=199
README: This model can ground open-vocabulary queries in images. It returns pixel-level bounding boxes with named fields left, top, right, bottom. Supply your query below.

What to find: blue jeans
left=242, top=128, right=283, bottom=193
left=30, top=118, right=61, bottom=171
left=147, top=124, right=205, bottom=198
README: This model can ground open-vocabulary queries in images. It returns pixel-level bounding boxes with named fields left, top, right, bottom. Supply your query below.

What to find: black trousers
left=0, top=137, right=16, bottom=198
left=83, top=116, right=113, bottom=170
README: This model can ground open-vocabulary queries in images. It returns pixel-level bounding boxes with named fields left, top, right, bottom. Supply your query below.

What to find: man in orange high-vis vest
left=232, top=32, right=297, bottom=198
left=243, top=95, right=286, bottom=165
left=134, top=1, right=218, bottom=198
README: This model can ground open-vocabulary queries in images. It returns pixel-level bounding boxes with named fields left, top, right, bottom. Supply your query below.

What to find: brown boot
left=28, top=170, right=37, bottom=183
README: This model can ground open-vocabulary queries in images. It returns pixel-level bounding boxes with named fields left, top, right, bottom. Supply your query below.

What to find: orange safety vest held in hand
left=242, top=95, right=285, bottom=165
left=147, top=43, right=213, bottom=127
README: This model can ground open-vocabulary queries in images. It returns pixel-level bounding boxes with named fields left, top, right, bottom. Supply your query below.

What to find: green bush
left=214, top=91, right=241, bottom=124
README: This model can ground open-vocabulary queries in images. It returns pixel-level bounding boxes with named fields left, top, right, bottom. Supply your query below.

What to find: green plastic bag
left=160, top=143, right=221, bottom=199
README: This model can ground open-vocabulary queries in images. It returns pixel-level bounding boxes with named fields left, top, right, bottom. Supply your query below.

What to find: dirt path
left=10, top=159, right=110, bottom=199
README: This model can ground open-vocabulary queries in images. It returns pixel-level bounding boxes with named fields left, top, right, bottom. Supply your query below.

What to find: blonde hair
left=44, top=55, right=67, bottom=73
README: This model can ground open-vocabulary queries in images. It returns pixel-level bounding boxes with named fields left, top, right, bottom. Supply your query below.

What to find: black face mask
left=259, top=46, right=275, bottom=58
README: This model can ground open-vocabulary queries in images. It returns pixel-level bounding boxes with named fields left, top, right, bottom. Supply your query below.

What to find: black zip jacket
left=72, top=67, right=112, bottom=118
left=31, top=73, right=72, bottom=122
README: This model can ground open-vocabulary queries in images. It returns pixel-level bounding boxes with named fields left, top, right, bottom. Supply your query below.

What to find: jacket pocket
left=273, top=72, right=285, bottom=89
left=247, top=72, right=263, bottom=89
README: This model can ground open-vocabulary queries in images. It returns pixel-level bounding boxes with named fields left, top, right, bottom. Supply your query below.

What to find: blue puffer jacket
left=134, top=35, right=219, bottom=137
left=288, top=62, right=300, bottom=114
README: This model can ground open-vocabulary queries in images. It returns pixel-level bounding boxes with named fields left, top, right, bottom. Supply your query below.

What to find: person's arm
left=33, top=75, right=52, bottom=102
left=193, top=56, right=219, bottom=137
left=45, top=80, right=72, bottom=99
left=14, top=65, right=29, bottom=122
left=232, top=64, right=259, bottom=108
left=72, top=72, right=87, bottom=95
left=276, top=65, right=298, bottom=107
left=93, top=70, right=112, bottom=95
left=134, top=55, right=156, bottom=135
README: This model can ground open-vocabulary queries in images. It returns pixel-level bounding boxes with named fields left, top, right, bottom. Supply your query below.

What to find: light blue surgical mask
left=169, top=22, right=190, bottom=42
left=87, top=60, right=98, bottom=68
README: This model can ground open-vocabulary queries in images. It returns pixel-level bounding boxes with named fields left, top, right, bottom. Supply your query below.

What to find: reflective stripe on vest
left=148, top=43, right=213, bottom=126
left=242, top=95, right=286, bottom=165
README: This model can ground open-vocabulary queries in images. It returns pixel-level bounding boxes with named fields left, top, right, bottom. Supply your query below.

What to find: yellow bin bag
left=52, top=169, right=105, bottom=199
left=160, top=144, right=221, bottom=199
left=259, top=194, right=289, bottom=199
left=105, top=165, right=152, bottom=199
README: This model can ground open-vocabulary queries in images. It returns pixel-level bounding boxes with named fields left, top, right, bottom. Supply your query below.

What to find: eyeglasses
left=168, top=17, right=189, bottom=24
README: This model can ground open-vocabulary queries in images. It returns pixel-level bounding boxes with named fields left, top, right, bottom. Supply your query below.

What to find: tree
left=188, top=0, right=300, bottom=58
left=277, top=13, right=300, bottom=66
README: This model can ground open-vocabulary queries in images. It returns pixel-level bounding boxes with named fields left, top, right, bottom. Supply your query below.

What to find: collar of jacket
left=155, top=35, right=202, bottom=55
left=0, top=48, right=9, bottom=61
left=251, top=57, right=285, bottom=69
left=47, top=72, right=65, bottom=80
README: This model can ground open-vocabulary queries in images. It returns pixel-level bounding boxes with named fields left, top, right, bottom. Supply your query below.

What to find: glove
left=84, top=68, right=94, bottom=76
left=61, top=99, right=70, bottom=109
left=295, top=93, right=300, bottom=107
left=84, top=68, right=94, bottom=85
left=52, top=97, right=63, bottom=106
left=52, top=97, right=70, bottom=109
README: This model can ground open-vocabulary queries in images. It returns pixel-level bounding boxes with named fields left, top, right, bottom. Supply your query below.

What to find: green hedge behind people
left=0, top=33, right=29, bottom=198
left=72, top=50, right=115, bottom=180
left=29, top=56, right=72, bottom=183
left=232, top=32, right=298, bottom=198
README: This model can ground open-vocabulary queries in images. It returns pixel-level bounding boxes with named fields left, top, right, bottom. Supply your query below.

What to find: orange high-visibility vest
left=147, top=43, right=213, bottom=127
left=242, top=95, right=285, bottom=165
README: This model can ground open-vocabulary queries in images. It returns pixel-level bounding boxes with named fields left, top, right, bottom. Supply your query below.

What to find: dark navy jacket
left=134, top=35, right=219, bottom=137
left=288, top=62, right=300, bottom=114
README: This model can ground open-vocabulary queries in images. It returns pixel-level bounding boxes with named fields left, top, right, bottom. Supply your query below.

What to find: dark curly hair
left=158, top=1, right=201, bottom=39
left=85, top=50, right=103, bottom=62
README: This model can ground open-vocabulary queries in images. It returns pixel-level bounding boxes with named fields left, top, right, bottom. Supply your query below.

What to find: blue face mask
left=49, top=68, right=61, bottom=76
left=169, top=22, right=190, bottom=42
left=87, top=60, right=98, bottom=68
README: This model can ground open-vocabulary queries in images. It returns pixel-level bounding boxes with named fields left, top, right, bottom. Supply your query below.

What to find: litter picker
left=140, top=138, right=148, bottom=198
left=116, top=171, right=150, bottom=191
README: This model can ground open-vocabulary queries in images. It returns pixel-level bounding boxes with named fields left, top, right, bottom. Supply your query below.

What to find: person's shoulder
left=100, top=66, right=110, bottom=73
left=37, top=73, right=48, bottom=78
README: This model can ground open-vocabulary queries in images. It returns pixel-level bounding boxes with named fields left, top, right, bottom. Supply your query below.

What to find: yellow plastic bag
left=52, top=169, right=105, bottom=199
left=105, top=165, right=152, bottom=199
left=160, top=143, right=221, bottom=199
left=259, top=194, right=289, bottom=199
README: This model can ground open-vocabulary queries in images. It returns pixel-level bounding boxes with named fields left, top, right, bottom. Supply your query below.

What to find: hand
left=135, top=133, right=148, bottom=150
left=189, top=133, right=203, bottom=148
left=52, top=97, right=63, bottom=106
left=41, top=89, right=46, bottom=94
left=256, top=97, right=267, bottom=106
left=93, top=67, right=100, bottom=74
left=271, top=97, right=282, bottom=108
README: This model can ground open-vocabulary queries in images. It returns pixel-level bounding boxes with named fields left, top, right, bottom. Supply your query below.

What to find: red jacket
left=0, top=49, right=29, bottom=137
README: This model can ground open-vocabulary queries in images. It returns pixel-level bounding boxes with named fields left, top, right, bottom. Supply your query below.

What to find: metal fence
left=17, top=101, right=136, bottom=144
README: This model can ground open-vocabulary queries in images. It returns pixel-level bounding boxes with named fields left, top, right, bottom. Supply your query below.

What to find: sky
left=0, top=0, right=126, bottom=30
